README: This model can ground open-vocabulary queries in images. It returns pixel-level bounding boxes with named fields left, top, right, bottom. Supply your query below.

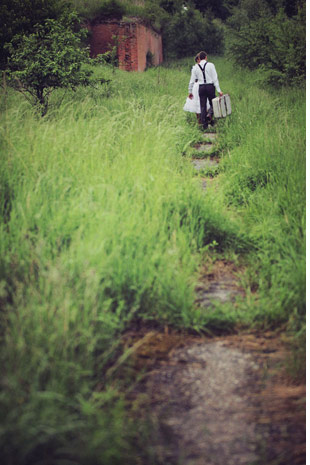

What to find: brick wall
left=136, top=23, right=163, bottom=71
left=89, top=22, right=119, bottom=58
left=89, top=19, right=163, bottom=71
left=118, top=22, right=138, bottom=71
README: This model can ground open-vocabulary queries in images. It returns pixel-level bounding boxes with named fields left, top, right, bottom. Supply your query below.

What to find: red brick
left=88, top=18, right=163, bottom=71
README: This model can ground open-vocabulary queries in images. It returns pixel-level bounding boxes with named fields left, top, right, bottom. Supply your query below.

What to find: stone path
left=127, top=328, right=305, bottom=465
left=195, top=260, right=244, bottom=307
left=191, top=132, right=218, bottom=160
left=191, top=132, right=219, bottom=187
left=192, top=158, right=218, bottom=171
left=124, top=132, right=305, bottom=465
left=143, top=340, right=260, bottom=465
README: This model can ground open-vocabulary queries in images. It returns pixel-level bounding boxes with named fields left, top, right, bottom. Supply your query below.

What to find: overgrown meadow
left=0, top=58, right=305, bottom=464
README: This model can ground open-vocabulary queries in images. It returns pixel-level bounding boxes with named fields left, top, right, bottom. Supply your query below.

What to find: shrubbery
left=225, top=0, right=306, bottom=86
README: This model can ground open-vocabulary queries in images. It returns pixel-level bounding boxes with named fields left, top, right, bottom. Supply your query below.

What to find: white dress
left=183, top=81, right=210, bottom=114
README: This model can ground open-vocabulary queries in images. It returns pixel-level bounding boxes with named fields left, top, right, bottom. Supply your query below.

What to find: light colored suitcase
left=224, top=94, right=232, bottom=115
left=212, top=94, right=231, bottom=118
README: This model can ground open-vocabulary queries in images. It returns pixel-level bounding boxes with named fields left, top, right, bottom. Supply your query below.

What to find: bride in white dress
left=183, top=79, right=201, bottom=114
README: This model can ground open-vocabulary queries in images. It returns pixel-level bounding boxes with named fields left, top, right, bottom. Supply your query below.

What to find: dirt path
left=124, top=132, right=305, bottom=465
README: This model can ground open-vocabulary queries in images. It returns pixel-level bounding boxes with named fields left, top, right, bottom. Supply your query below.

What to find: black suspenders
left=198, top=62, right=213, bottom=85
left=198, top=63, right=207, bottom=83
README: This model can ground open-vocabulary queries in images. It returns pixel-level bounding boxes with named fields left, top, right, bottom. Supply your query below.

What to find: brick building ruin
left=88, top=18, right=163, bottom=72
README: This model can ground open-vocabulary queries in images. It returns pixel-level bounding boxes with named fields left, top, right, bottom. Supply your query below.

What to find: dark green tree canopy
left=225, top=0, right=305, bottom=85
left=0, top=0, right=70, bottom=67
left=161, top=5, right=224, bottom=58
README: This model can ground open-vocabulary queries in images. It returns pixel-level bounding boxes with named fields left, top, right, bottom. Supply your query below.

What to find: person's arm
left=209, top=63, right=223, bottom=95
left=188, top=66, right=197, bottom=98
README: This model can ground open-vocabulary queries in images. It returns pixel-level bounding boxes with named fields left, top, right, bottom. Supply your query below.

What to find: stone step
left=194, top=143, right=214, bottom=153
left=191, top=158, right=218, bottom=171
left=202, top=132, right=218, bottom=142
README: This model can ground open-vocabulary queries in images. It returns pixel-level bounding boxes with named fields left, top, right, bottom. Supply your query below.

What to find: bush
left=225, top=0, right=306, bottom=86
left=91, top=0, right=126, bottom=20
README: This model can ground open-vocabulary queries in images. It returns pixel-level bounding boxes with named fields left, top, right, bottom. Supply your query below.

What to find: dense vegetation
left=0, top=54, right=305, bottom=463
left=0, top=0, right=305, bottom=462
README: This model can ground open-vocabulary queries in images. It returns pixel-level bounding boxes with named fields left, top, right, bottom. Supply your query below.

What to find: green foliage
left=1, top=387, right=138, bottom=465
left=5, top=12, right=92, bottom=116
left=225, top=0, right=306, bottom=85
left=72, top=0, right=165, bottom=26
left=162, top=7, right=224, bottom=58
left=192, top=0, right=231, bottom=19
left=138, top=0, right=170, bottom=30
left=0, top=0, right=70, bottom=68
left=86, top=0, right=127, bottom=21
left=97, top=0, right=126, bottom=19
left=159, top=0, right=233, bottom=19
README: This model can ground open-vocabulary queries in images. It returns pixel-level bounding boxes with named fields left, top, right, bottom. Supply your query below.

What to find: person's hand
left=219, top=92, right=224, bottom=97
left=189, top=93, right=193, bottom=99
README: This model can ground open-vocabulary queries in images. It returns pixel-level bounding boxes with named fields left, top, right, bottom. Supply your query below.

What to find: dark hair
left=199, top=51, right=207, bottom=60
left=194, top=54, right=200, bottom=62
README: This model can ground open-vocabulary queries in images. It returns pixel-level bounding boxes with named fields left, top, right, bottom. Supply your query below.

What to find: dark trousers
left=199, top=84, right=216, bottom=129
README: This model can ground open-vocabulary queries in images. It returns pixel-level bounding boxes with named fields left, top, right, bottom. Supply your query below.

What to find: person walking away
left=183, top=54, right=211, bottom=125
left=188, top=51, right=223, bottom=130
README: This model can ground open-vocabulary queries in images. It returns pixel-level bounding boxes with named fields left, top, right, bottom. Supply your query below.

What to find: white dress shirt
left=188, top=59, right=221, bottom=94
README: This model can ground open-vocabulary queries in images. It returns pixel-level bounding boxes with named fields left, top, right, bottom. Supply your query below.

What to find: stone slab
left=194, top=143, right=214, bottom=153
left=191, top=158, right=218, bottom=171
left=202, top=132, right=218, bottom=142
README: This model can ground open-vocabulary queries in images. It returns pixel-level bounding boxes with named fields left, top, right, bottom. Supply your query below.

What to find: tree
left=162, top=6, right=224, bottom=58
left=0, top=0, right=69, bottom=68
left=192, top=0, right=230, bottom=19
left=5, top=12, right=92, bottom=116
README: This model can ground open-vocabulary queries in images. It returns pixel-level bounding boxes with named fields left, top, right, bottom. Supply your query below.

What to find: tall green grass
left=215, top=60, right=306, bottom=329
left=0, top=58, right=305, bottom=463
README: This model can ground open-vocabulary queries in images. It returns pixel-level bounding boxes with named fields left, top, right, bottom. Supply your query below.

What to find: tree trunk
left=36, top=87, right=48, bottom=117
